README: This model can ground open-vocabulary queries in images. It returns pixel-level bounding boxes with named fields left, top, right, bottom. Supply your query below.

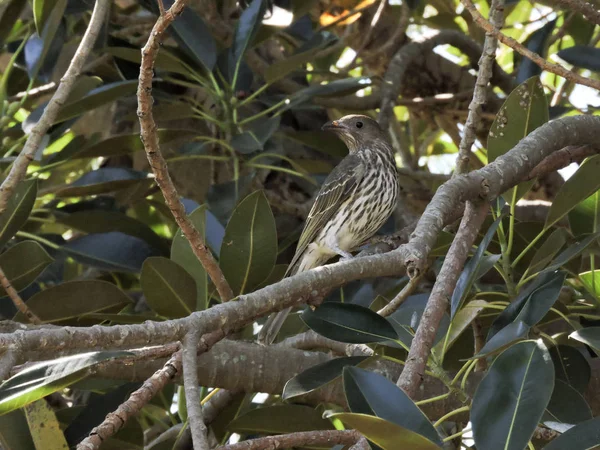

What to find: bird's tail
left=258, top=247, right=326, bottom=345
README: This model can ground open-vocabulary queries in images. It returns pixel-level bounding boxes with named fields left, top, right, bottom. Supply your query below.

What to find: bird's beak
left=322, top=120, right=344, bottom=132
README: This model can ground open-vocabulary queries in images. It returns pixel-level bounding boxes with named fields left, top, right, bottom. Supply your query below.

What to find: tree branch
left=397, top=201, right=489, bottom=396
left=0, top=265, right=41, bottom=324
left=218, top=430, right=364, bottom=450
left=455, top=0, right=505, bottom=174
left=137, top=0, right=234, bottom=302
left=0, top=0, right=110, bottom=213
left=461, top=0, right=600, bottom=91
left=551, top=0, right=600, bottom=26
left=182, top=331, right=210, bottom=450
left=77, top=351, right=182, bottom=450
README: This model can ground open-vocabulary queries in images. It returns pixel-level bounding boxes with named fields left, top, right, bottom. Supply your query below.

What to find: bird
left=258, top=114, right=399, bottom=345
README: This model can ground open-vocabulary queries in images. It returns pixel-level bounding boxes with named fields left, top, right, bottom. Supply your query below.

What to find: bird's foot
left=338, top=250, right=354, bottom=261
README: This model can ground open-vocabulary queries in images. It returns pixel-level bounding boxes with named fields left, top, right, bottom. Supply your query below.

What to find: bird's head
left=322, top=115, right=384, bottom=153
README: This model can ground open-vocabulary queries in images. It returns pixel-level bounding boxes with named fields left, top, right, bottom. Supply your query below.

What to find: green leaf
left=58, top=210, right=169, bottom=255
left=550, top=345, right=591, bottom=394
left=475, top=321, right=529, bottom=358
left=55, top=168, right=151, bottom=197
left=105, top=46, right=190, bottom=76
left=488, top=76, right=548, bottom=204
left=141, top=257, right=196, bottom=318
left=232, top=0, right=267, bottom=69
left=329, top=413, right=441, bottom=450
left=167, top=5, right=216, bottom=72
left=472, top=341, right=554, bottom=450
left=435, top=299, right=488, bottom=354
left=569, top=190, right=600, bottom=237
left=570, top=327, right=600, bottom=352
left=171, top=206, right=207, bottom=310
left=301, top=302, right=398, bottom=344
left=343, top=367, right=442, bottom=446
left=0, top=0, right=27, bottom=49
left=0, top=241, right=52, bottom=296
left=14, top=280, right=132, bottom=323
left=282, top=356, right=368, bottom=400
left=580, top=270, right=600, bottom=299
left=451, top=215, right=503, bottom=318
left=227, top=405, right=334, bottom=434
left=0, top=351, right=132, bottom=415
left=32, top=0, right=54, bottom=35
left=264, top=32, right=337, bottom=83
left=286, top=77, right=372, bottom=111
left=545, top=233, right=600, bottom=272
left=0, top=179, right=37, bottom=249
left=220, top=190, right=277, bottom=295
left=547, top=157, right=600, bottom=229
left=542, top=417, right=600, bottom=450
left=528, top=229, right=567, bottom=273
left=54, top=80, right=138, bottom=123
left=543, top=379, right=592, bottom=426
left=24, top=399, right=68, bottom=449
left=0, top=409, right=36, bottom=450
left=280, top=130, right=348, bottom=157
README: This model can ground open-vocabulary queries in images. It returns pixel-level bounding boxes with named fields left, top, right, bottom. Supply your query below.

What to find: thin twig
left=472, top=318, right=487, bottom=371
left=461, top=0, right=600, bottom=91
left=455, top=0, right=505, bottom=175
left=77, top=351, right=182, bottom=450
left=218, top=430, right=364, bottom=450
left=0, top=265, right=41, bottom=324
left=137, top=0, right=234, bottom=301
left=182, top=331, right=210, bottom=450
left=397, top=201, right=489, bottom=397
left=0, top=0, right=110, bottom=213
left=378, top=274, right=423, bottom=317
left=552, top=0, right=600, bottom=26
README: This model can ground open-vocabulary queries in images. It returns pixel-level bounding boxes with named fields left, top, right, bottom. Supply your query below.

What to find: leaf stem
left=433, top=405, right=470, bottom=427
left=511, top=228, right=547, bottom=268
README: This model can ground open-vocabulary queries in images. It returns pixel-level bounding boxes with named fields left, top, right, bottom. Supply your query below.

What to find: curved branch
left=0, top=0, right=110, bottom=213
left=461, top=0, right=600, bottom=91
left=137, top=0, right=234, bottom=302
left=218, top=430, right=363, bottom=450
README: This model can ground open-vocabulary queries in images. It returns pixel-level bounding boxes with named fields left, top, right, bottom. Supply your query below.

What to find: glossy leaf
left=580, top=270, right=600, bottom=298
left=54, top=80, right=138, bottom=123
left=280, top=130, right=348, bottom=157
left=231, top=0, right=267, bottom=68
left=171, top=206, right=207, bottom=309
left=387, top=294, right=449, bottom=348
left=220, top=190, right=277, bottom=295
left=472, top=341, right=554, bottom=450
left=58, top=210, right=169, bottom=255
left=283, top=356, right=368, bottom=400
left=165, top=0, right=216, bottom=72
left=32, top=0, right=53, bottom=35
left=302, top=302, right=398, bottom=343
left=343, top=367, right=442, bottom=446
left=488, top=76, right=548, bottom=204
left=570, top=327, right=600, bottom=352
left=329, top=413, right=441, bottom=450
left=451, top=215, right=503, bottom=318
left=63, top=232, right=158, bottom=273
left=436, top=300, right=487, bottom=354
left=476, top=321, right=529, bottom=358
left=23, top=399, right=68, bottom=449
left=106, top=46, right=190, bottom=76
left=286, top=77, right=372, bottom=110
left=0, top=409, right=36, bottom=450
left=227, top=405, right=334, bottom=434
left=141, top=257, right=196, bottom=318
left=542, top=417, right=600, bottom=450
left=543, top=379, right=592, bottom=426
left=545, top=233, right=600, bottom=272
left=0, top=351, right=132, bottom=415
left=0, top=0, right=27, bottom=48
left=557, top=46, right=600, bottom=72
left=547, top=156, right=600, bottom=229
left=569, top=190, right=600, bottom=237
left=528, top=229, right=567, bottom=273
left=516, top=20, right=556, bottom=83
left=55, top=168, right=151, bottom=197
left=0, top=241, right=53, bottom=296
left=0, top=179, right=36, bottom=249
left=231, top=116, right=281, bottom=154
left=550, top=345, right=591, bottom=394
left=14, top=280, right=132, bottom=323
left=488, top=270, right=564, bottom=340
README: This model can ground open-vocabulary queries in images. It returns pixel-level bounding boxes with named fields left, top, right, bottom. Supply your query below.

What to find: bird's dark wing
left=286, top=154, right=365, bottom=275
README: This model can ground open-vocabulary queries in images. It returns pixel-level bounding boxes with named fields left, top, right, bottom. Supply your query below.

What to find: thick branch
left=137, top=0, right=234, bottom=302
left=0, top=0, right=109, bottom=213
left=455, top=0, right=505, bottom=174
left=218, top=430, right=363, bottom=450
left=378, top=30, right=515, bottom=129
left=462, top=0, right=600, bottom=91
left=182, top=331, right=210, bottom=450
left=397, top=201, right=488, bottom=396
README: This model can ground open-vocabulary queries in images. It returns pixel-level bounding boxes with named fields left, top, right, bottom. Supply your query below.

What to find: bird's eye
left=356, top=121, right=363, bottom=128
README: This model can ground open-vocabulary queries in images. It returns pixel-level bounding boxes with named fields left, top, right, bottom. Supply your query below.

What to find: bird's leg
left=328, top=243, right=353, bottom=261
